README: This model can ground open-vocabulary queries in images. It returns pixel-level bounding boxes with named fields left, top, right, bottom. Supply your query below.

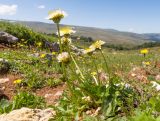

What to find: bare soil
left=0, top=74, right=65, bottom=105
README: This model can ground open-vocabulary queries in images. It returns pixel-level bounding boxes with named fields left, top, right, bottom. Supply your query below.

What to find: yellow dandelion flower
left=47, top=9, right=67, bottom=23
left=58, top=27, right=76, bottom=36
left=90, top=40, right=105, bottom=50
left=91, top=72, right=97, bottom=76
left=24, top=41, right=27, bottom=44
left=21, top=39, right=25, bottom=41
left=143, top=61, right=150, bottom=66
left=36, top=42, right=42, bottom=47
left=140, top=49, right=149, bottom=54
left=52, top=52, right=56, bottom=55
left=57, top=52, right=70, bottom=63
left=13, top=79, right=22, bottom=84
left=145, top=62, right=150, bottom=65
left=19, top=44, right=24, bottom=47
left=40, top=54, right=46, bottom=58
left=83, top=47, right=95, bottom=55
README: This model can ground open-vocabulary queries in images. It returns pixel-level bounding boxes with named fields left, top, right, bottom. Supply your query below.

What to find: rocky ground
left=0, top=107, right=55, bottom=121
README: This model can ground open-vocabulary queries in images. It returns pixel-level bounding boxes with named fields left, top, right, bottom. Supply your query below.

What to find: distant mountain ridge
left=143, top=33, right=160, bottom=42
left=1, top=19, right=160, bottom=47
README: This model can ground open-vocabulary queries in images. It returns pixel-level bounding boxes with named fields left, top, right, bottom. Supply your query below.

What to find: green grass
left=1, top=47, right=160, bottom=120
left=0, top=92, right=46, bottom=114
left=0, top=49, right=62, bottom=88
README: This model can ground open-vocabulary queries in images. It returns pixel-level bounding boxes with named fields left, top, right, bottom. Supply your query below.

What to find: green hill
left=1, top=19, right=160, bottom=48
left=15, top=21, right=150, bottom=47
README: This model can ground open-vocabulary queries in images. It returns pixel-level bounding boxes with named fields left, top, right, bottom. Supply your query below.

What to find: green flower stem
left=56, top=23, right=66, bottom=79
left=56, top=23, right=62, bottom=53
left=100, top=49, right=110, bottom=78
left=92, top=75, right=98, bottom=85
left=70, top=54, right=85, bottom=81
left=69, top=64, right=84, bottom=85
left=67, top=44, right=85, bottom=83
left=91, top=55, right=100, bottom=85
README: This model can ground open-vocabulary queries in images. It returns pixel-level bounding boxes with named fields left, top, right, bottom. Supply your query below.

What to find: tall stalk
left=56, top=23, right=66, bottom=79
left=100, top=50, right=110, bottom=78
left=65, top=42, right=85, bottom=82
left=91, top=55, right=100, bottom=85
left=56, top=23, right=62, bottom=53
left=70, top=54, right=85, bottom=81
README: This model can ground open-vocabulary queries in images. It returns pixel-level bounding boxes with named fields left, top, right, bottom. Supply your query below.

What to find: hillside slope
left=14, top=21, right=149, bottom=46
left=1, top=20, right=160, bottom=47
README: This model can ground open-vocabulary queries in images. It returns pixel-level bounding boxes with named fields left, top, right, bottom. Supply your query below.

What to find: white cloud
left=0, top=4, right=17, bottom=15
left=129, top=28, right=134, bottom=32
left=38, top=5, right=45, bottom=9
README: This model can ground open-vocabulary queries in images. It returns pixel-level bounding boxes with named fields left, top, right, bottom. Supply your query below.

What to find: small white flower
left=0, top=58, right=4, bottom=61
left=0, top=58, right=8, bottom=62
left=124, top=83, right=131, bottom=88
left=151, top=81, right=160, bottom=91
left=155, top=75, right=160, bottom=81
left=76, top=70, right=80, bottom=74
left=82, top=96, right=91, bottom=102
left=106, top=84, right=109, bottom=88
left=57, top=52, right=70, bottom=63
left=131, top=73, right=136, bottom=77
left=75, top=87, right=81, bottom=90
left=94, top=107, right=101, bottom=116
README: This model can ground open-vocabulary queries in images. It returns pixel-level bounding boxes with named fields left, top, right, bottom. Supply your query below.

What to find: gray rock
left=0, top=32, right=18, bottom=45
left=0, top=78, right=10, bottom=84
left=44, top=41, right=84, bottom=55
left=45, top=54, right=53, bottom=67
left=0, top=59, right=10, bottom=75
left=70, top=45, right=84, bottom=55
left=44, top=41, right=60, bottom=52
left=0, top=107, right=56, bottom=121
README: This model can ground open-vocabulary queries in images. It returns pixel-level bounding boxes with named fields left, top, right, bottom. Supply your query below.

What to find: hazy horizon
left=2, top=19, right=160, bottom=34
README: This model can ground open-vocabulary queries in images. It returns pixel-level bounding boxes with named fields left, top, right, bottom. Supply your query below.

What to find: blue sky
left=0, top=0, right=160, bottom=33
